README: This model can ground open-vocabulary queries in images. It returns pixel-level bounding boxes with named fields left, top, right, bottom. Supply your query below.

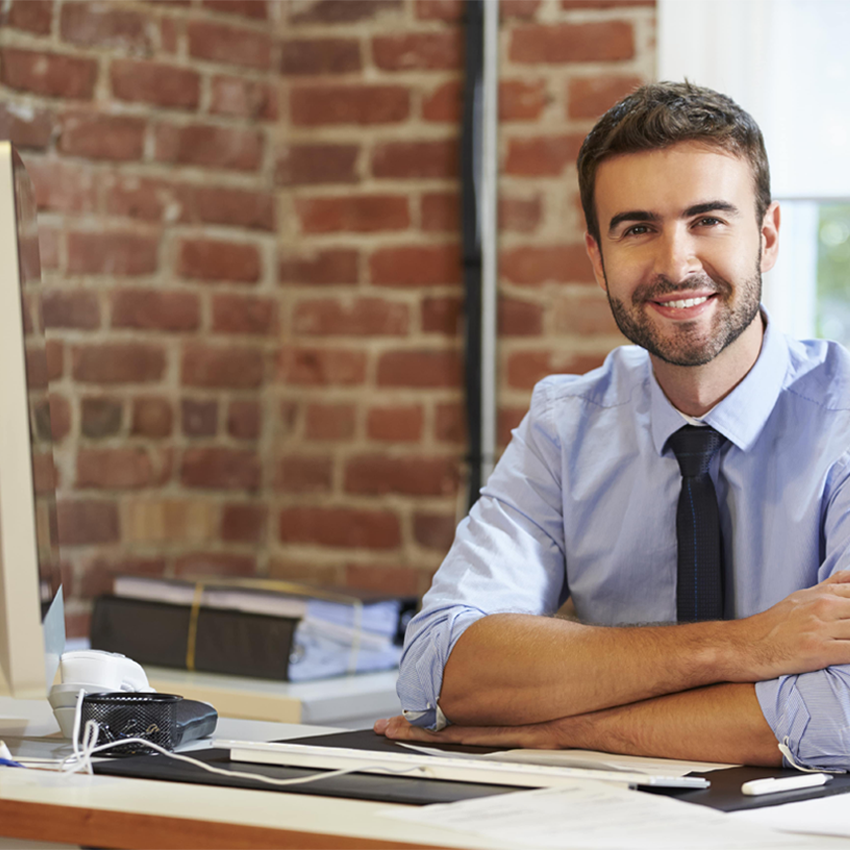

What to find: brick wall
left=0, top=0, right=655, bottom=638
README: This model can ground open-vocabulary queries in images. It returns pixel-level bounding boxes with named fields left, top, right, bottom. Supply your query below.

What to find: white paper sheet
left=731, top=794, right=850, bottom=839
left=381, top=783, right=818, bottom=850
left=399, top=743, right=737, bottom=778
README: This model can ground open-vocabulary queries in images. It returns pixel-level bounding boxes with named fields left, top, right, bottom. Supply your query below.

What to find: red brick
left=346, top=455, right=458, bottom=497
left=227, top=400, right=261, bottom=440
left=38, top=226, right=60, bottom=270
left=372, top=140, right=458, bottom=180
left=81, top=397, right=122, bottom=438
left=269, top=558, right=342, bottom=586
left=500, top=79, right=548, bottom=121
left=60, top=2, right=151, bottom=52
left=0, top=49, right=96, bottom=99
left=177, top=238, right=261, bottom=283
left=194, top=186, right=275, bottom=231
left=422, top=80, right=461, bottom=123
left=59, top=112, right=146, bottom=161
left=212, top=293, right=277, bottom=335
left=415, top=0, right=464, bottom=20
left=421, top=192, right=459, bottom=233
left=275, top=143, right=359, bottom=186
left=562, top=0, right=654, bottom=7
left=80, top=558, right=167, bottom=599
left=510, top=21, right=635, bottom=64
left=181, top=447, right=260, bottom=490
left=500, top=296, right=544, bottom=336
left=367, top=405, right=423, bottom=442
left=132, top=397, right=173, bottom=438
left=187, top=20, right=272, bottom=70
left=296, top=195, right=409, bottom=234
left=46, top=339, right=63, bottom=381
left=57, top=500, right=120, bottom=546
left=210, top=75, right=277, bottom=121
left=275, top=455, right=333, bottom=494
left=498, top=406, right=527, bottom=447
left=155, top=123, right=263, bottom=172
left=500, top=195, right=542, bottom=232
left=413, top=511, right=456, bottom=550
left=111, top=59, right=201, bottom=110
left=289, top=0, right=401, bottom=22
left=376, top=349, right=462, bottom=388
left=305, top=403, right=356, bottom=440
left=555, top=293, right=620, bottom=336
left=279, top=507, right=400, bottom=550
left=504, top=134, right=585, bottom=176
left=26, top=160, right=97, bottom=214
left=42, top=289, right=100, bottom=330
left=73, top=344, right=166, bottom=384
left=6, top=0, right=53, bottom=34
left=112, top=289, right=200, bottom=332
left=501, top=0, right=542, bottom=17
left=221, top=503, right=267, bottom=543
left=279, top=249, right=359, bottom=286
left=48, top=394, right=71, bottom=442
left=182, top=344, right=265, bottom=389
left=345, top=564, right=420, bottom=596
left=290, top=84, right=409, bottom=126
left=435, top=402, right=465, bottom=443
left=501, top=244, right=595, bottom=285
left=507, top=351, right=606, bottom=389
left=568, top=74, right=643, bottom=119
left=293, top=297, right=408, bottom=336
left=174, top=553, right=256, bottom=578
left=161, top=16, right=179, bottom=53
left=0, top=103, right=54, bottom=149
left=67, top=231, right=159, bottom=276
left=182, top=398, right=217, bottom=437
left=76, top=448, right=153, bottom=490
left=370, top=244, right=462, bottom=286
left=105, top=177, right=193, bottom=223
left=422, top=295, right=462, bottom=335
left=25, top=348, right=48, bottom=390
left=278, top=347, right=367, bottom=386
left=281, top=38, right=361, bottom=75
left=373, top=32, right=462, bottom=71
left=202, top=0, right=268, bottom=18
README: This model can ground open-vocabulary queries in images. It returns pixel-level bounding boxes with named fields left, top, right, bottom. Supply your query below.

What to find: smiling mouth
left=653, top=294, right=713, bottom=309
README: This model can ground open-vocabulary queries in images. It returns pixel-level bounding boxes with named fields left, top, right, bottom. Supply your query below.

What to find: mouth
left=647, top=292, right=717, bottom=318
left=656, top=294, right=711, bottom=309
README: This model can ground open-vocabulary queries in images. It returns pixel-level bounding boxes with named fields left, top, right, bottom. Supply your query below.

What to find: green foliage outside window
left=817, top=204, right=850, bottom=345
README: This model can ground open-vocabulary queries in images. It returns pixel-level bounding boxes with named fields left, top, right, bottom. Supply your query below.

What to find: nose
left=652, top=227, right=701, bottom=283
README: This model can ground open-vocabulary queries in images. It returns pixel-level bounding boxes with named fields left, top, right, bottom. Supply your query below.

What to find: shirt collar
left=649, top=309, right=790, bottom=455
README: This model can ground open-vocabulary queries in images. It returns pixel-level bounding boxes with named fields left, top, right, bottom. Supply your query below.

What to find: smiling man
left=376, top=82, right=850, bottom=770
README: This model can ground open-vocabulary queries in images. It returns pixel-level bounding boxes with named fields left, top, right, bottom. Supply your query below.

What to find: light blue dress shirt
left=398, top=315, right=850, bottom=770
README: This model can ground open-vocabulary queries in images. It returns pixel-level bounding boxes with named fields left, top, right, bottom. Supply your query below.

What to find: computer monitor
left=0, top=142, right=65, bottom=704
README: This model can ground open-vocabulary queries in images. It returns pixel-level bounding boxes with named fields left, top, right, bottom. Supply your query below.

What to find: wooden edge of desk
left=0, top=798, right=456, bottom=850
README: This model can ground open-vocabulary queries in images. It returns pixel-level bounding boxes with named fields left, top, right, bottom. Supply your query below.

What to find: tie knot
left=667, top=425, right=726, bottom=478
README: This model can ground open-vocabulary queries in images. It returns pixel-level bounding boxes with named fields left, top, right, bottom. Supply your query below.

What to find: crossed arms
left=377, top=574, right=850, bottom=767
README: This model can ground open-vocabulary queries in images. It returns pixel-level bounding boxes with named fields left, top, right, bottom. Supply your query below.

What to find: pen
left=741, top=773, right=832, bottom=796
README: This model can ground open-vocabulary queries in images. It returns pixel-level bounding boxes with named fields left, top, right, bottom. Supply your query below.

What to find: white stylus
left=741, top=773, right=832, bottom=796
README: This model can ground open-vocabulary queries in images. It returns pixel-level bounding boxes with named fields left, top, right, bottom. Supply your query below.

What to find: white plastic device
left=48, top=649, right=152, bottom=737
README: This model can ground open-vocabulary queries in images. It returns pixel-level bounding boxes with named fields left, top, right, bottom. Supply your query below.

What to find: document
left=381, top=782, right=814, bottom=849
left=731, top=795, right=850, bottom=839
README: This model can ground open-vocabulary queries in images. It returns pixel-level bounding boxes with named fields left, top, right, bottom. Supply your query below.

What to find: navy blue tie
left=667, top=425, right=726, bottom=622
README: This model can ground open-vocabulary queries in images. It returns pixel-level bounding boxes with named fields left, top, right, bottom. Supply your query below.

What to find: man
left=375, top=82, right=850, bottom=771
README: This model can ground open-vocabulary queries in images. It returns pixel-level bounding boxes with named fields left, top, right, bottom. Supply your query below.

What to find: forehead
left=593, top=142, right=756, bottom=218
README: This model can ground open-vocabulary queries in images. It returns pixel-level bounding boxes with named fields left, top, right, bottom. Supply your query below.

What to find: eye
left=694, top=216, right=722, bottom=228
left=623, top=224, right=651, bottom=237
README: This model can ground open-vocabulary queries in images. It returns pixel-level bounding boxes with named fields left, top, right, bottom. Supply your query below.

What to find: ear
left=759, top=202, right=780, bottom=274
left=585, top=231, right=607, bottom=292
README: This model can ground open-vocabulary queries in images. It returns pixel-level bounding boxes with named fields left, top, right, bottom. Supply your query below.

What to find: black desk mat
left=94, top=728, right=850, bottom=812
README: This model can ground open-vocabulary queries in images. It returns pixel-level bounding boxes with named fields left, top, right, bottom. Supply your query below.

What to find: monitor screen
left=0, top=142, right=64, bottom=700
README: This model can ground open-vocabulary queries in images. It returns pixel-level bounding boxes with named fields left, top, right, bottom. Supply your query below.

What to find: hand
left=373, top=715, right=561, bottom=749
left=729, top=570, right=850, bottom=680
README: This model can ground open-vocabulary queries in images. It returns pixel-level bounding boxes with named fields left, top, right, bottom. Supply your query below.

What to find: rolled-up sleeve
left=397, top=380, right=569, bottom=728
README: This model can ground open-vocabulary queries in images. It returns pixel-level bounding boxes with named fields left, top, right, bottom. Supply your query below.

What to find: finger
left=824, top=570, right=850, bottom=585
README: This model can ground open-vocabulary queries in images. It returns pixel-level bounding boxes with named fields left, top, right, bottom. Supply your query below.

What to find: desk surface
left=2, top=703, right=850, bottom=850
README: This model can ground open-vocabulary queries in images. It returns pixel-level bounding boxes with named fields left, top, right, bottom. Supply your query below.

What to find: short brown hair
left=577, top=81, right=771, bottom=243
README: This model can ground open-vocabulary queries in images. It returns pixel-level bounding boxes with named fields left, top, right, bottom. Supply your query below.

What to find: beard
left=604, top=261, right=762, bottom=367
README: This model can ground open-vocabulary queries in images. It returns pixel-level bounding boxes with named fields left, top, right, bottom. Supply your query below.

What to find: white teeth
left=663, top=296, right=709, bottom=309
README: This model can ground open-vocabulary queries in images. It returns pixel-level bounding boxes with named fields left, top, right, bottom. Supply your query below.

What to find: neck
left=651, top=314, right=765, bottom=417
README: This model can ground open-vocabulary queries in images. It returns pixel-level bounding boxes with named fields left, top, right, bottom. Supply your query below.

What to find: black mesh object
left=81, top=692, right=181, bottom=756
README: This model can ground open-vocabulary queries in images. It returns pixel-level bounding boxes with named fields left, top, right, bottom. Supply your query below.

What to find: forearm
left=440, top=613, right=745, bottom=725
left=553, top=683, right=782, bottom=766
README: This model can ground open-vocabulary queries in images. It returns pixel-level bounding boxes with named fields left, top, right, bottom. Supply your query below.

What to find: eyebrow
left=607, top=201, right=741, bottom=236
